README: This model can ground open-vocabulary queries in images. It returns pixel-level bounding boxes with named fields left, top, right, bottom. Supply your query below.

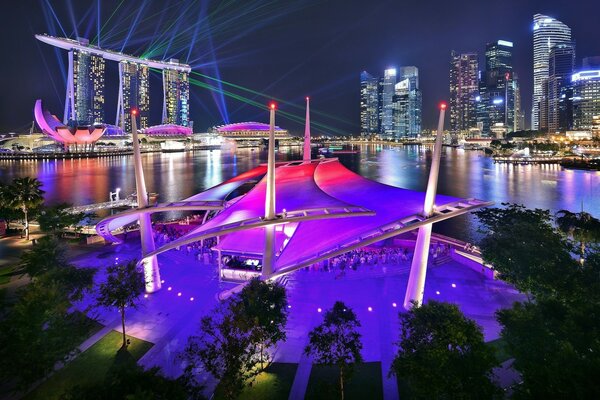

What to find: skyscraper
left=572, top=70, right=600, bottom=131
left=117, top=61, right=150, bottom=132
left=532, top=14, right=572, bottom=130
left=162, top=63, right=190, bottom=127
left=478, top=40, right=515, bottom=135
left=392, top=67, right=422, bottom=138
left=380, top=68, right=397, bottom=138
left=513, top=73, right=525, bottom=131
left=449, top=51, right=479, bottom=133
left=66, top=46, right=105, bottom=125
left=546, top=43, right=575, bottom=133
left=360, top=71, right=380, bottom=136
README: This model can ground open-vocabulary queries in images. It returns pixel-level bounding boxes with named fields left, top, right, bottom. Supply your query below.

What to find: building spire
left=303, top=97, right=311, bottom=161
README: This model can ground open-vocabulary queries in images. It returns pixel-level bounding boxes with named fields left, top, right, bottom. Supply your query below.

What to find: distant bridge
left=67, top=199, right=137, bottom=214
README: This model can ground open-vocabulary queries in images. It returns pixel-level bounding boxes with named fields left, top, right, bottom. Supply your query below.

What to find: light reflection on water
left=1, top=144, right=598, bottom=242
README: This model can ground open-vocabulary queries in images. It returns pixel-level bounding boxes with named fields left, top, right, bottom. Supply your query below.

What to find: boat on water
left=319, top=145, right=360, bottom=155
left=160, top=141, right=186, bottom=153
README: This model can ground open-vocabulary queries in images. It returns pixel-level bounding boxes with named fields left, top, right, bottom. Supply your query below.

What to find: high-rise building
left=380, top=68, right=397, bottom=138
left=162, top=63, right=190, bottom=127
left=572, top=70, right=600, bottom=131
left=513, top=73, right=525, bottom=131
left=478, top=40, right=515, bottom=135
left=66, top=45, right=105, bottom=126
left=532, top=14, right=572, bottom=130
left=392, top=67, right=422, bottom=138
left=117, top=61, right=150, bottom=132
left=360, top=71, right=380, bottom=135
left=449, top=51, right=479, bottom=133
left=546, top=43, right=575, bottom=133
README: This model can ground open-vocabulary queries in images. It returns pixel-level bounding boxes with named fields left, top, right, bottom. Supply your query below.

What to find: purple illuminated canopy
left=141, top=124, right=193, bottom=136
left=217, top=122, right=285, bottom=132
left=97, top=158, right=491, bottom=278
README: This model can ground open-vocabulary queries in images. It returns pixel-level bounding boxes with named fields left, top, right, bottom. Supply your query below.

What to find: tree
left=4, top=177, right=45, bottom=240
left=304, top=301, right=363, bottom=400
left=477, top=204, right=600, bottom=397
left=475, top=203, right=579, bottom=300
left=390, top=301, right=500, bottom=399
left=230, top=277, right=288, bottom=370
left=38, top=203, right=93, bottom=237
left=179, top=304, right=260, bottom=400
left=497, top=297, right=600, bottom=399
left=96, top=260, right=146, bottom=349
left=63, top=347, right=203, bottom=400
left=555, top=210, right=600, bottom=265
left=0, top=281, right=97, bottom=390
left=19, top=235, right=95, bottom=301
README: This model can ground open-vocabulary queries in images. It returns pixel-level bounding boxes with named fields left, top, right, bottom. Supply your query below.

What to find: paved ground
left=68, top=239, right=524, bottom=399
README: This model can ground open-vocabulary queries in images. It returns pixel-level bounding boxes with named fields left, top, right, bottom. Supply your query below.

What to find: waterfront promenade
left=64, top=237, right=523, bottom=398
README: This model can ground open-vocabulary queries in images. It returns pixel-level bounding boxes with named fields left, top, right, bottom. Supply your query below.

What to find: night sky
left=1, top=0, right=599, bottom=135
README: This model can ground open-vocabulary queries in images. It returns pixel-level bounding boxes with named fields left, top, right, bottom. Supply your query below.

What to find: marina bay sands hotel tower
left=36, top=35, right=191, bottom=132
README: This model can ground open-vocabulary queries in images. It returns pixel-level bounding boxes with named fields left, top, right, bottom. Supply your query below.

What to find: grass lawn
left=305, top=362, right=383, bottom=400
left=237, top=362, right=298, bottom=400
left=487, top=338, right=513, bottom=363
left=0, top=264, right=20, bottom=284
left=25, top=330, right=153, bottom=400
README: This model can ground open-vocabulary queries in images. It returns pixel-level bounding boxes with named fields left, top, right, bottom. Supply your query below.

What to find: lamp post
left=131, top=108, right=161, bottom=293
left=403, top=102, right=446, bottom=309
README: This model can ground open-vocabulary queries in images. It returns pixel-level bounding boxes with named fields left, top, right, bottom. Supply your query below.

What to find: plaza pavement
left=71, top=240, right=524, bottom=399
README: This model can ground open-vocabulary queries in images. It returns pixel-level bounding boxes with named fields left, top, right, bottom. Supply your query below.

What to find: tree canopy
left=305, top=301, right=363, bottom=400
left=390, top=300, right=499, bottom=400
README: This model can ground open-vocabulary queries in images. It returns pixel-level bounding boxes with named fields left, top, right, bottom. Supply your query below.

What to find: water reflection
left=1, top=144, right=598, bottom=241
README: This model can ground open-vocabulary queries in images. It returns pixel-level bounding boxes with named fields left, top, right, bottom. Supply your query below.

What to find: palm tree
left=556, top=210, right=600, bottom=265
left=7, top=177, right=45, bottom=240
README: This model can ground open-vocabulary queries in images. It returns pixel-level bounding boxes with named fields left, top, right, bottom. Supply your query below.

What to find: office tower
left=546, top=43, right=575, bottom=132
left=360, top=71, right=380, bottom=135
left=65, top=45, right=105, bottom=125
left=513, top=73, right=525, bottom=131
left=380, top=68, right=397, bottom=138
left=392, top=67, right=422, bottom=138
left=117, top=61, right=150, bottom=132
left=572, top=70, right=600, bottom=130
left=478, top=40, right=515, bottom=135
left=162, top=63, right=190, bottom=126
left=449, top=51, right=479, bottom=133
left=532, top=14, right=572, bottom=130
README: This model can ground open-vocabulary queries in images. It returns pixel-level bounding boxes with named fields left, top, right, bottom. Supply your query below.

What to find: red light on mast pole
left=269, top=102, right=276, bottom=110
left=439, top=102, right=447, bottom=110
left=131, top=108, right=138, bottom=116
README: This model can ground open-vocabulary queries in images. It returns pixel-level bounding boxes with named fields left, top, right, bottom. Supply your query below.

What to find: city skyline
left=1, top=1, right=600, bottom=134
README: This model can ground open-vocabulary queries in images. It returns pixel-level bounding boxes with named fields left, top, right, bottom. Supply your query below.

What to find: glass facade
left=360, top=71, right=380, bottom=136
left=478, top=41, right=515, bottom=135
left=532, top=14, right=572, bottom=130
left=392, top=67, right=422, bottom=138
left=162, top=66, right=190, bottom=127
left=546, top=43, right=575, bottom=133
left=70, top=49, right=105, bottom=126
left=449, top=51, right=478, bottom=133
left=572, top=70, right=600, bottom=130
left=380, top=68, right=397, bottom=138
left=118, top=61, right=150, bottom=132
